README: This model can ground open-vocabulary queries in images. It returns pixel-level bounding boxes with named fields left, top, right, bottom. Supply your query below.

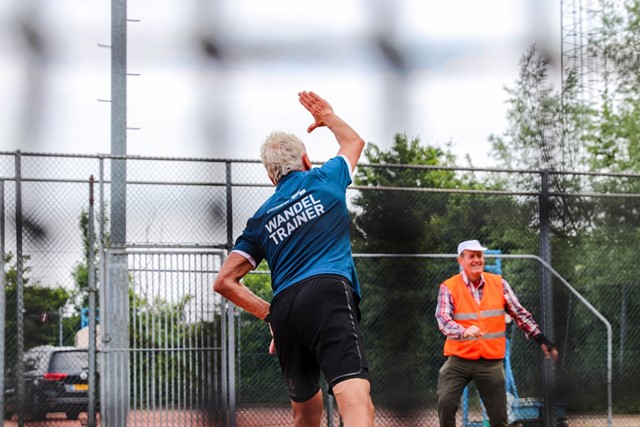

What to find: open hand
left=298, top=91, right=334, bottom=133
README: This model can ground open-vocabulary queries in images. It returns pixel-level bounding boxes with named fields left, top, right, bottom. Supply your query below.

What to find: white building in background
left=74, top=324, right=101, bottom=349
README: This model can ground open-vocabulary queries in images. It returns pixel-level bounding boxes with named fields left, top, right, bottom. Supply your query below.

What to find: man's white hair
left=260, top=131, right=307, bottom=184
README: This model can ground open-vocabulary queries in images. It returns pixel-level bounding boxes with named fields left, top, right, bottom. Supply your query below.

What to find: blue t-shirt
left=232, top=155, right=360, bottom=298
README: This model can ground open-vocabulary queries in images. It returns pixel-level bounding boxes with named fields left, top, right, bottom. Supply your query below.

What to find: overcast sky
left=0, top=0, right=560, bottom=167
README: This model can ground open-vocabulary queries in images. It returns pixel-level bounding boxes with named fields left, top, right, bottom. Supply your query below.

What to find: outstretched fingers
left=298, top=91, right=333, bottom=133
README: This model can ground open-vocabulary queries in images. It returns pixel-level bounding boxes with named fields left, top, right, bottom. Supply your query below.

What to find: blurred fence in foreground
left=1, top=151, right=639, bottom=426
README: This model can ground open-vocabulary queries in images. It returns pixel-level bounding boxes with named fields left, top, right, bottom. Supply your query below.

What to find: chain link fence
left=1, top=151, right=639, bottom=426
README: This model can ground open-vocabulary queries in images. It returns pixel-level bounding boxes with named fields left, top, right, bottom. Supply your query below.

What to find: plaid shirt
left=435, top=271, right=541, bottom=340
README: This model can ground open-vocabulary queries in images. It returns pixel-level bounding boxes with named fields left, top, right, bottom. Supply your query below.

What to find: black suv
left=4, top=346, right=99, bottom=421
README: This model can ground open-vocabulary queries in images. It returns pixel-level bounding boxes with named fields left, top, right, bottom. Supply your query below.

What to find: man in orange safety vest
left=435, top=240, right=558, bottom=427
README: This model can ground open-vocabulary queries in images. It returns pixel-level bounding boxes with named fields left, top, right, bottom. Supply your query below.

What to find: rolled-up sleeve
left=435, top=284, right=465, bottom=339
left=503, top=278, right=541, bottom=339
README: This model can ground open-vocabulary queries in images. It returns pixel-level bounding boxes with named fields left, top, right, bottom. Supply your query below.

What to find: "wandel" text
left=265, top=194, right=324, bottom=244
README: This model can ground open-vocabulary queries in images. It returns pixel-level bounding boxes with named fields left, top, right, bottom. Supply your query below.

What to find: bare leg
left=291, top=389, right=323, bottom=427
left=332, top=378, right=375, bottom=427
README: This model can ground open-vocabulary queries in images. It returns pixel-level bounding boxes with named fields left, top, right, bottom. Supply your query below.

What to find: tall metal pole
left=539, top=170, right=557, bottom=427
left=620, top=284, right=626, bottom=370
left=106, top=1, right=129, bottom=426
left=111, top=0, right=127, bottom=243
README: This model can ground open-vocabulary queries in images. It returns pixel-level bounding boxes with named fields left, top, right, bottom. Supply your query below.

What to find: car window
left=24, top=348, right=50, bottom=372
left=24, top=357, right=39, bottom=371
left=50, top=351, right=88, bottom=373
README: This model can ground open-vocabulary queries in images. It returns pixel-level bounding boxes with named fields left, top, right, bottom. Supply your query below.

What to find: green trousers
left=437, top=356, right=508, bottom=427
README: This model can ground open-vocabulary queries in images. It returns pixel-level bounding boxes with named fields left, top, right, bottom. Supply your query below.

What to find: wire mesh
left=1, top=152, right=640, bottom=426
left=125, top=249, right=224, bottom=427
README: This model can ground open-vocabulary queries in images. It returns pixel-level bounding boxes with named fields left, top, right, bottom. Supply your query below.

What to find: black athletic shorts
left=269, top=274, right=370, bottom=403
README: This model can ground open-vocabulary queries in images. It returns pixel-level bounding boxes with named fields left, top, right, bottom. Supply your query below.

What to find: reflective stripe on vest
left=443, top=273, right=507, bottom=359
left=449, top=331, right=507, bottom=341
left=453, top=309, right=505, bottom=321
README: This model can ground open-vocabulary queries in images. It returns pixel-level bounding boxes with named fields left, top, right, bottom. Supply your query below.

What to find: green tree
left=71, top=205, right=110, bottom=310
left=573, top=2, right=640, bottom=396
left=488, top=45, right=597, bottom=242
left=4, top=253, right=71, bottom=369
left=487, top=27, right=640, bottom=410
left=587, top=0, right=640, bottom=173
left=489, top=45, right=588, bottom=174
left=351, top=134, right=511, bottom=415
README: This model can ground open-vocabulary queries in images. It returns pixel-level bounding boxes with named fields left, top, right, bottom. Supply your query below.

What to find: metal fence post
left=109, top=0, right=129, bottom=419
left=102, top=249, right=129, bottom=427
left=221, top=302, right=227, bottom=425
left=220, top=253, right=229, bottom=426
left=224, top=160, right=236, bottom=426
left=88, top=176, right=98, bottom=427
left=226, top=161, right=233, bottom=252
left=620, top=283, right=627, bottom=371
left=14, top=152, right=25, bottom=427
left=539, top=170, right=556, bottom=427
left=58, top=307, right=63, bottom=346
left=98, top=157, right=108, bottom=427
left=326, top=394, right=335, bottom=427
left=228, top=302, right=237, bottom=427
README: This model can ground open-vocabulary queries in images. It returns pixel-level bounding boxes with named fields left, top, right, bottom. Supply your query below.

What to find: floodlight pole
left=103, top=1, right=130, bottom=427
left=111, top=0, right=127, bottom=241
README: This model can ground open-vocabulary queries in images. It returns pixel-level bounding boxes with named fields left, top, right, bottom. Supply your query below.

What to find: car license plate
left=72, top=384, right=89, bottom=391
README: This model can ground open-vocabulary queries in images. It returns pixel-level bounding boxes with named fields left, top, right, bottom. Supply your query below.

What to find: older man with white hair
left=214, top=91, right=374, bottom=427
left=435, top=239, right=558, bottom=427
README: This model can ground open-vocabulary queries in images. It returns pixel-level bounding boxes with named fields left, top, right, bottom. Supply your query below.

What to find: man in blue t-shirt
left=214, top=91, right=374, bottom=427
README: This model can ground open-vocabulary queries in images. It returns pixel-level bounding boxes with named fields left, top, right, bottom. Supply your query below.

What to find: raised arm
left=298, top=91, right=365, bottom=171
left=213, top=252, right=271, bottom=321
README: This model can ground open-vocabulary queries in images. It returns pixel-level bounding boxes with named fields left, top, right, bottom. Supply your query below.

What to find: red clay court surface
left=4, top=410, right=640, bottom=426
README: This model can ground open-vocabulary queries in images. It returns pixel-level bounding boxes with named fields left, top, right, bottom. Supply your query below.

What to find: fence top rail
left=0, top=150, right=262, bottom=164
left=105, top=245, right=226, bottom=255
left=2, top=180, right=640, bottom=200
left=354, top=252, right=611, bottom=327
left=3, top=150, right=640, bottom=180
left=350, top=185, right=640, bottom=198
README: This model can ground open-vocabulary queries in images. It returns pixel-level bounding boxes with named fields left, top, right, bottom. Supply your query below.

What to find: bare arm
left=213, top=252, right=270, bottom=321
left=298, top=91, right=365, bottom=171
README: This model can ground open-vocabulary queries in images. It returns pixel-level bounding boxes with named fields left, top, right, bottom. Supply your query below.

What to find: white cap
left=457, top=239, right=488, bottom=256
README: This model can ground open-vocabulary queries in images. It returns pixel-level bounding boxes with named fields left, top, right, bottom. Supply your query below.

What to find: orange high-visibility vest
left=443, top=273, right=507, bottom=360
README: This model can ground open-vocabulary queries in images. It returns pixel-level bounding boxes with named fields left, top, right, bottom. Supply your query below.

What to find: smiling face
left=458, top=250, right=485, bottom=283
